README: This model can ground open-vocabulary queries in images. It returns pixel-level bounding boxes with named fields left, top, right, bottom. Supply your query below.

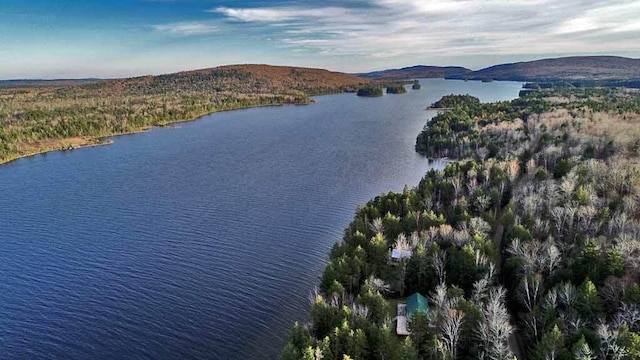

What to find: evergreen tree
left=572, top=336, right=594, bottom=360
left=576, top=279, right=604, bottom=321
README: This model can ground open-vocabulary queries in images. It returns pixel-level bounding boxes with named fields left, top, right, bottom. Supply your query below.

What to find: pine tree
left=572, top=336, right=594, bottom=360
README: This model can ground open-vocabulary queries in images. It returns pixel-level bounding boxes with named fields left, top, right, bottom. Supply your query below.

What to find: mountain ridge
left=359, top=65, right=472, bottom=80
left=362, top=56, right=640, bottom=81
left=0, top=64, right=369, bottom=91
left=6, top=56, right=640, bottom=85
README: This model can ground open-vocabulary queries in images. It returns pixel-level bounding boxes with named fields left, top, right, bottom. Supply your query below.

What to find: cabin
left=396, top=292, right=429, bottom=335
left=391, top=248, right=412, bottom=261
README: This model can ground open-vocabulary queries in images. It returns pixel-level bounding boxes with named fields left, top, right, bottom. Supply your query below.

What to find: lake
left=0, top=79, right=522, bottom=359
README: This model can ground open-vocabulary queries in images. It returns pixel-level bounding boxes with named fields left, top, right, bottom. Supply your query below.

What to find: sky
left=1, top=0, right=639, bottom=79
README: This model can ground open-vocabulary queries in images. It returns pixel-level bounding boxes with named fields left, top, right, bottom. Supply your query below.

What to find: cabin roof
left=406, top=292, right=429, bottom=318
left=396, top=293, right=429, bottom=335
left=391, top=248, right=412, bottom=259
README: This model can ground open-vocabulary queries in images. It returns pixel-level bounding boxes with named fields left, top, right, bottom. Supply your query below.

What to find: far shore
left=425, top=106, right=452, bottom=111
left=0, top=99, right=316, bottom=167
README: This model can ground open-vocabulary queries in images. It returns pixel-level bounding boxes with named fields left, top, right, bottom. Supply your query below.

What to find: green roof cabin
left=406, top=292, right=429, bottom=318
left=397, top=292, right=429, bottom=335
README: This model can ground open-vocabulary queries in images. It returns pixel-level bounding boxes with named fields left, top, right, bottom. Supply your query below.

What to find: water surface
left=0, top=79, right=522, bottom=359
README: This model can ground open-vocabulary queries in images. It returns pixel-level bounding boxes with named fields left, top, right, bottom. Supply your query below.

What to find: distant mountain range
left=362, top=56, right=640, bottom=82
left=360, top=66, right=471, bottom=80
left=5, top=56, right=640, bottom=88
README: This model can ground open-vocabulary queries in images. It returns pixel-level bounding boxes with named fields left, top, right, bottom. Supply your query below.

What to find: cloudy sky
left=1, top=0, right=639, bottom=79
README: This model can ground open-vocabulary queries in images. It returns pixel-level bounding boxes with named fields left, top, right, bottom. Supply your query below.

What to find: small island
left=356, top=86, right=384, bottom=97
left=412, top=80, right=421, bottom=90
left=386, top=85, right=407, bottom=94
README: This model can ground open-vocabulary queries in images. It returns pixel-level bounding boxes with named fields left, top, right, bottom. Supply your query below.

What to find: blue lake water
left=0, top=79, right=522, bottom=359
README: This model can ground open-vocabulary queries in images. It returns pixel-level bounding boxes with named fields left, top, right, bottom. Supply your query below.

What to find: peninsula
left=0, top=65, right=370, bottom=165
left=282, top=87, right=640, bottom=359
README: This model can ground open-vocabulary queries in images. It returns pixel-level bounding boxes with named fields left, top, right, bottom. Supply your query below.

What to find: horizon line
left=1, top=54, right=638, bottom=82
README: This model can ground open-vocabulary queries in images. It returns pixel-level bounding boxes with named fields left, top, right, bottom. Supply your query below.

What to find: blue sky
left=1, top=0, right=639, bottom=79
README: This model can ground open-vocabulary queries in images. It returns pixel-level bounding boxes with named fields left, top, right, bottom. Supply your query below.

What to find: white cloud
left=555, top=1, right=640, bottom=34
left=153, top=22, right=218, bottom=36
left=374, top=0, right=471, bottom=14
left=213, top=7, right=313, bottom=22
left=210, top=0, right=640, bottom=62
left=212, top=6, right=355, bottom=23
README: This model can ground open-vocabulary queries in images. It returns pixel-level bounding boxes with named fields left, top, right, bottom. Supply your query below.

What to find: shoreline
left=0, top=99, right=316, bottom=167
left=424, top=106, right=452, bottom=111
left=0, top=139, right=115, bottom=166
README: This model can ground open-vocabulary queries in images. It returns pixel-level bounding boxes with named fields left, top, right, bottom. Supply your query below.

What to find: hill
left=96, top=64, right=369, bottom=96
left=360, top=65, right=472, bottom=80
left=0, top=64, right=370, bottom=164
left=450, top=56, right=640, bottom=81
left=207, top=65, right=367, bottom=94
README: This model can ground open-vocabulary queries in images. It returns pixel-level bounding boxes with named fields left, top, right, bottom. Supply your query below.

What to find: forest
left=357, top=87, right=385, bottom=97
left=387, top=85, right=408, bottom=94
left=282, top=87, right=640, bottom=359
left=0, top=65, right=369, bottom=164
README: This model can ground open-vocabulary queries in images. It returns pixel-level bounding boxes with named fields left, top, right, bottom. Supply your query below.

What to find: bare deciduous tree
left=543, top=241, right=562, bottom=276
left=369, top=217, right=384, bottom=235
left=615, top=303, right=640, bottom=331
left=430, top=283, right=449, bottom=312
left=615, top=234, right=640, bottom=275
left=351, top=303, right=371, bottom=320
left=567, top=317, right=587, bottom=337
left=452, top=176, right=462, bottom=205
left=558, top=282, right=578, bottom=308
left=596, top=321, right=625, bottom=360
left=394, top=233, right=411, bottom=251
left=410, top=231, right=420, bottom=249
left=432, top=250, right=447, bottom=285
left=469, top=217, right=491, bottom=238
left=309, top=286, right=321, bottom=305
left=477, top=287, right=514, bottom=360
left=422, top=226, right=439, bottom=247
left=439, top=309, right=465, bottom=359
left=475, top=195, right=492, bottom=215
left=473, top=278, right=490, bottom=304
left=519, top=275, right=543, bottom=313
left=439, top=224, right=455, bottom=243
left=367, top=276, right=390, bottom=294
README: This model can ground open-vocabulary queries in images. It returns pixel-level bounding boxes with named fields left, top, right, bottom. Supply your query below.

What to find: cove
left=0, top=79, right=522, bottom=359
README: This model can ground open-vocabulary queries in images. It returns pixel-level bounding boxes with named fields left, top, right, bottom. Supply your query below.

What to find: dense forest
left=357, top=87, right=385, bottom=97
left=0, top=65, right=370, bottom=164
left=524, top=81, right=640, bottom=90
left=282, top=87, right=640, bottom=359
left=387, top=85, right=408, bottom=94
